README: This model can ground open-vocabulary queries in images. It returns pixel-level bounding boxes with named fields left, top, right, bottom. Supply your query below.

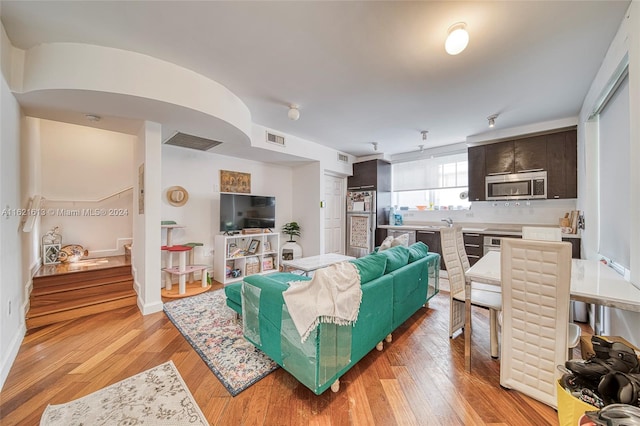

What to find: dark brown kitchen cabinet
left=562, top=237, right=581, bottom=259
left=416, top=230, right=445, bottom=270
left=485, top=141, right=514, bottom=175
left=514, top=135, right=547, bottom=172
left=467, top=145, right=486, bottom=201
left=467, top=128, right=577, bottom=200
left=347, top=159, right=391, bottom=191
left=547, top=130, right=577, bottom=199
left=462, top=232, right=483, bottom=266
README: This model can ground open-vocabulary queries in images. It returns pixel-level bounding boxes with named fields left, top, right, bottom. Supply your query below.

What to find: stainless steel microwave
left=485, top=171, right=547, bottom=200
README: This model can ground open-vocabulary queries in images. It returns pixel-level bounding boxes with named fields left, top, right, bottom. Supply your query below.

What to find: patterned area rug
left=40, top=361, right=207, bottom=425
left=163, top=289, right=278, bottom=396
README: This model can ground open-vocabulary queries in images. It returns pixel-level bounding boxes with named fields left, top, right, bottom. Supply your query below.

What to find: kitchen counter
left=379, top=223, right=581, bottom=239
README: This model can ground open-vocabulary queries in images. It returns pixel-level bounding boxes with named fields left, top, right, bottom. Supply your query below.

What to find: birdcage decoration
left=42, top=226, right=62, bottom=265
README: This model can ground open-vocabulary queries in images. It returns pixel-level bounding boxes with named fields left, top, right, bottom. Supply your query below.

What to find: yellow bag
left=556, top=380, right=597, bottom=426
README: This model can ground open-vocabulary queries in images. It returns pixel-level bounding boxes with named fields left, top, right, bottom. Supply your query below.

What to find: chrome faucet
left=441, top=217, right=454, bottom=227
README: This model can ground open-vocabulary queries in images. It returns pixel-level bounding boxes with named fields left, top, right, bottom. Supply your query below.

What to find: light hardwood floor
left=1, top=284, right=567, bottom=425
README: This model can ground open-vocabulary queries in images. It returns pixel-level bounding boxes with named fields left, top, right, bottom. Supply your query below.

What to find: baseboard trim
left=137, top=297, right=163, bottom=315
left=0, top=322, right=26, bottom=391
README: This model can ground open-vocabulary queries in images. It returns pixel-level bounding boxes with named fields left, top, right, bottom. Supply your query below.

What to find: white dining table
left=463, top=250, right=640, bottom=372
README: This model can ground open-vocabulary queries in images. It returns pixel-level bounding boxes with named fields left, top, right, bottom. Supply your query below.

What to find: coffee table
left=281, top=253, right=355, bottom=276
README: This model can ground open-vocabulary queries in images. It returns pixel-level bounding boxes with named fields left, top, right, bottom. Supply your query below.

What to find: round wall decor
left=167, top=186, right=189, bottom=207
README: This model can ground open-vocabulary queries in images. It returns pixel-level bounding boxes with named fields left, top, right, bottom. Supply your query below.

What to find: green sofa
left=224, top=243, right=440, bottom=395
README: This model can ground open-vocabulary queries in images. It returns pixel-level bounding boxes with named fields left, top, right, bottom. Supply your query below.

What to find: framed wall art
left=220, top=170, right=251, bottom=193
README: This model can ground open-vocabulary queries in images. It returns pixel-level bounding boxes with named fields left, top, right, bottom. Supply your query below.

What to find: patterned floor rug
left=163, top=289, right=278, bottom=396
left=40, top=361, right=208, bottom=425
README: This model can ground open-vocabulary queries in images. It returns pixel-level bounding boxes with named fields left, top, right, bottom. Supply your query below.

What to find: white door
left=324, top=174, right=345, bottom=254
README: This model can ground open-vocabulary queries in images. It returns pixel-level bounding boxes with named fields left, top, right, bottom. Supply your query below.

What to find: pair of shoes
left=566, top=341, right=640, bottom=382
left=599, top=372, right=640, bottom=406
left=585, top=403, right=640, bottom=425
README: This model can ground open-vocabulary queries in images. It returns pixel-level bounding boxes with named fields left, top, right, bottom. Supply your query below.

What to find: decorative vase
left=281, top=241, right=302, bottom=261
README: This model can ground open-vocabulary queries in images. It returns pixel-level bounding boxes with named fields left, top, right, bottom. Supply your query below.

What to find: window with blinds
left=391, top=153, right=470, bottom=210
left=598, top=73, right=630, bottom=271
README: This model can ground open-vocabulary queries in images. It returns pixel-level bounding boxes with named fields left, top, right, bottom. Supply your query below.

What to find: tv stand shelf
left=214, top=232, right=280, bottom=285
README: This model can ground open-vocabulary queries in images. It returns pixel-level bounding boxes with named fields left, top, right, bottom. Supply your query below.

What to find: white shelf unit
left=214, top=232, right=280, bottom=285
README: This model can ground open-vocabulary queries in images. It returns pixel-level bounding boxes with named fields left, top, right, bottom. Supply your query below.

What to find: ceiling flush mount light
left=488, top=114, right=498, bottom=128
left=287, top=104, right=300, bottom=121
left=85, top=114, right=101, bottom=122
left=445, top=22, right=469, bottom=55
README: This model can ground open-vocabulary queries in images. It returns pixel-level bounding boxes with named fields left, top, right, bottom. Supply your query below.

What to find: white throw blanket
left=283, top=261, right=362, bottom=343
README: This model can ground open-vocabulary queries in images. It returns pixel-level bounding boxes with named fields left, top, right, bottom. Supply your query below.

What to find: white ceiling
left=0, top=1, right=630, bottom=158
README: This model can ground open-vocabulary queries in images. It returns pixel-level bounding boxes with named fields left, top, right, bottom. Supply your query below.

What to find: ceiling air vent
left=337, top=153, right=349, bottom=163
left=266, top=131, right=285, bottom=147
left=164, top=132, right=222, bottom=151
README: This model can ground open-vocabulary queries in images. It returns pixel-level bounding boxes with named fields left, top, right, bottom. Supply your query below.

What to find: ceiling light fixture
left=85, top=114, right=101, bottom=122
left=488, top=114, right=498, bottom=128
left=287, top=104, right=300, bottom=121
left=445, top=22, right=469, bottom=55
left=372, top=142, right=378, bottom=151
left=421, top=130, right=429, bottom=141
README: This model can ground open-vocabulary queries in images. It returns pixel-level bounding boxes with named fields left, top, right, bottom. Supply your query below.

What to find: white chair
left=521, top=226, right=562, bottom=242
left=521, top=226, right=581, bottom=358
left=500, top=238, right=572, bottom=408
left=441, top=227, right=502, bottom=358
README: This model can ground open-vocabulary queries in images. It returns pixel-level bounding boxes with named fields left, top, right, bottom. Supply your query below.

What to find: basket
left=245, top=260, right=260, bottom=276
left=556, top=380, right=597, bottom=426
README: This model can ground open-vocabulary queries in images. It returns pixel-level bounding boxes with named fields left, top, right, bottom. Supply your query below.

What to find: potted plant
left=281, top=222, right=302, bottom=260
left=282, top=222, right=301, bottom=242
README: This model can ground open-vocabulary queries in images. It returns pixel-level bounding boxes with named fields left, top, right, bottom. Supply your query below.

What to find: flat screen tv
left=220, top=193, right=276, bottom=232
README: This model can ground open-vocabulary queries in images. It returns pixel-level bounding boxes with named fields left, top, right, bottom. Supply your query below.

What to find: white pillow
left=379, top=233, right=409, bottom=251
left=391, top=233, right=410, bottom=247
left=378, top=236, right=394, bottom=251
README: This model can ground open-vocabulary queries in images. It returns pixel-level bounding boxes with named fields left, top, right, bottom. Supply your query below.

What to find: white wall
left=161, top=145, right=294, bottom=271
left=39, top=119, right=135, bottom=257
left=400, top=199, right=577, bottom=227
left=0, top=63, right=25, bottom=390
left=292, top=162, right=322, bottom=257
left=132, top=121, right=162, bottom=315
left=578, top=2, right=640, bottom=345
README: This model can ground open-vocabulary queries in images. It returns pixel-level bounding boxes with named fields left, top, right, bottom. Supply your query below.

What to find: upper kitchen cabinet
left=547, top=130, right=577, bottom=199
left=485, top=141, right=514, bottom=175
left=467, top=128, right=577, bottom=201
left=514, top=135, right=547, bottom=172
left=467, top=145, right=486, bottom=201
left=347, top=159, right=391, bottom=191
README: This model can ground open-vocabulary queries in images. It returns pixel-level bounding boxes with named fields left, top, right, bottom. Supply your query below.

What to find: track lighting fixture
left=288, top=104, right=300, bottom=121
left=487, top=114, right=498, bottom=128
left=372, top=142, right=378, bottom=151
left=421, top=130, right=428, bottom=141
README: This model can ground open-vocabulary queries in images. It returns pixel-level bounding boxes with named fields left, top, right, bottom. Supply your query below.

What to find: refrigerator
left=346, top=190, right=377, bottom=258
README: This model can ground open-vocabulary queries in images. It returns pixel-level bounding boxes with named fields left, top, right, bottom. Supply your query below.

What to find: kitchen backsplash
left=399, top=199, right=577, bottom=226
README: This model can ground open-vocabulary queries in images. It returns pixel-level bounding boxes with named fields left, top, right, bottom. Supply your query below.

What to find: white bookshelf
left=214, top=232, right=280, bottom=285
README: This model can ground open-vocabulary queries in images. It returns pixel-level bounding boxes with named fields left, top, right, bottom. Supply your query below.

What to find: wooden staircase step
left=28, top=255, right=137, bottom=330
left=26, top=293, right=138, bottom=330
left=31, top=274, right=134, bottom=296
left=27, top=288, right=137, bottom=323
left=33, top=265, right=132, bottom=288
left=30, top=280, right=134, bottom=308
